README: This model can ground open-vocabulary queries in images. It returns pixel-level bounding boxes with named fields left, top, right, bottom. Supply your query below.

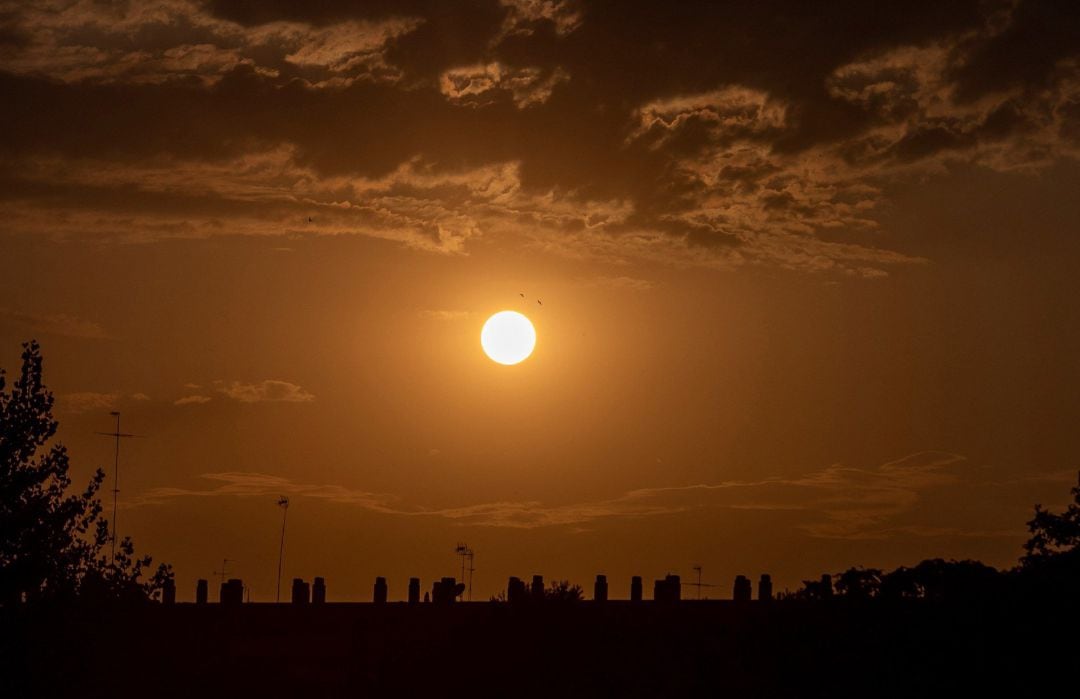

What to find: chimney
left=195, top=579, right=208, bottom=605
left=531, top=575, right=545, bottom=600
left=432, top=577, right=463, bottom=604
left=221, top=579, right=244, bottom=606
left=161, top=579, right=176, bottom=605
left=733, top=575, right=751, bottom=602
left=374, top=576, right=388, bottom=604
left=408, top=577, right=420, bottom=605
left=507, top=576, right=527, bottom=604
left=654, top=574, right=681, bottom=603
left=758, top=574, right=773, bottom=602
left=630, top=576, right=643, bottom=602
left=312, top=577, right=326, bottom=604
left=594, top=575, right=608, bottom=602
left=291, top=578, right=309, bottom=604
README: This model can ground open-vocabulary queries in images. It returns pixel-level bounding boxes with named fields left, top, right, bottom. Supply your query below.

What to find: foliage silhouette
left=1023, top=472, right=1080, bottom=565
left=0, top=340, right=171, bottom=605
left=833, top=567, right=883, bottom=599
left=541, top=579, right=585, bottom=603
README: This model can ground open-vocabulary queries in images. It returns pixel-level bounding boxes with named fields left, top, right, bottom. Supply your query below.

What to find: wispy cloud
left=128, top=451, right=1043, bottom=539
left=0, top=1, right=421, bottom=88
left=580, top=275, right=657, bottom=291
left=440, top=62, right=569, bottom=108
left=1, top=1, right=1076, bottom=277
left=130, top=472, right=397, bottom=512
left=216, top=380, right=315, bottom=404
left=0, top=309, right=109, bottom=340
left=174, top=395, right=212, bottom=406
left=57, top=391, right=120, bottom=413
left=419, top=309, right=475, bottom=321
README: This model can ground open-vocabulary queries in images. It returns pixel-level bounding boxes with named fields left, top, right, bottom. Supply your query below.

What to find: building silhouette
left=221, top=579, right=244, bottom=606
left=654, top=574, right=681, bottom=602
left=734, top=575, right=752, bottom=602
left=312, top=577, right=326, bottom=604
left=373, top=576, right=388, bottom=604
left=594, top=574, right=608, bottom=602
left=630, top=575, right=643, bottom=602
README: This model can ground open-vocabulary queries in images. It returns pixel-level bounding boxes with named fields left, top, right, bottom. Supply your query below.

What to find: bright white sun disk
left=481, top=311, right=536, bottom=365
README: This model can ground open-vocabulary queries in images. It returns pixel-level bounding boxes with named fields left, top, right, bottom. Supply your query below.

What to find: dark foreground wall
left=3, top=599, right=1077, bottom=699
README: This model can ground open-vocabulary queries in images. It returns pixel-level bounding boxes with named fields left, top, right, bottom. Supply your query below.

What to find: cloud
left=0, top=309, right=109, bottom=339
left=419, top=309, right=474, bottom=321
left=440, top=62, right=569, bottom=108
left=128, top=451, right=1043, bottom=539
left=0, top=0, right=1077, bottom=276
left=217, top=379, right=315, bottom=403
left=497, top=0, right=584, bottom=39
left=130, top=471, right=396, bottom=511
left=0, top=1, right=421, bottom=88
left=580, top=275, right=656, bottom=291
left=630, top=87, right=787, bottom=148
left=174, top=395, right=212, bottom=405
left=0, top=149, right=631, bottom=254
left=58, top=391, right=119, bottom=413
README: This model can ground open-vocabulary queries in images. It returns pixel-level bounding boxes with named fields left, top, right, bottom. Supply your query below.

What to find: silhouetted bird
left=307, top=217, right=314, bottom=222
left=519, top=293, right=525, bottom=297
left=537, top=300, right=543, bottom=306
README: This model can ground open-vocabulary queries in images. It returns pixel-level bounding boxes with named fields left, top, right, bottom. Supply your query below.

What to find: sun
left=481, top=311, right=536, bottom=365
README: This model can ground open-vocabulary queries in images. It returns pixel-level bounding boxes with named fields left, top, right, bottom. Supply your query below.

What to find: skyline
left=3, top=0, right=1080, bottom=601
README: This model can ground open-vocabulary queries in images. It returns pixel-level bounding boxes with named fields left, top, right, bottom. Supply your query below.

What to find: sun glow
left=481, top=311, right=536, bottom=365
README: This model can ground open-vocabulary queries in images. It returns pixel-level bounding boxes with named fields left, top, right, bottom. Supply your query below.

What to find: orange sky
left=2, top=0, right=1079, bottom=600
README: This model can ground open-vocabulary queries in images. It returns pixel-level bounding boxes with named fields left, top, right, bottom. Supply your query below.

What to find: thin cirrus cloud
left=57, top=391, right=121, bottom=414
left=0, top=309, right=110, bottom=340
left=126, top=451, right=1048, bottom=540
left=173, top=395, right=213, bottom=406
left=57, top=391, right=156, bottom=413
left=419, top=309, right=475, bottom=321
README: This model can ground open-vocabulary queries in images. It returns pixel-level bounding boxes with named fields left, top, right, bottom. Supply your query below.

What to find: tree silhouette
left=1023, top=472, right=1080, bottom=565
left=0, top=340, right=171, bottom=604
left=834, top=567, right=882, bottom=599
left=879, top=559, right=1000, bottom=601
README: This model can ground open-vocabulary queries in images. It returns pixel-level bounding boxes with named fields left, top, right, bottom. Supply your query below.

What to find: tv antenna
left=455, top=543, right=475, bottom=601
left=214, top=558, right=235, bottom=588
left=276, top=496, right=290, bottom=603
left=690, top=565, right=719, bottom=600
left=94, top=411, right=143, bottom=560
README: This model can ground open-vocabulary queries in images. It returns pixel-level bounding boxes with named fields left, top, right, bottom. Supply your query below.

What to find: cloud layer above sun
left=1, top=0, right=1077, bottom=276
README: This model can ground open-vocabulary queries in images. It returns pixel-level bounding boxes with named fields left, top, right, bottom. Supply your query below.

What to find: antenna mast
left=276, top=496, right=290, bottom=602
left=214, top=558, right=234, bottom=588
left=455, top=543, right=475, bottom=601
left=94, top=411, right=141, bottom=560
left=690, top=565, right=719, bottom=599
